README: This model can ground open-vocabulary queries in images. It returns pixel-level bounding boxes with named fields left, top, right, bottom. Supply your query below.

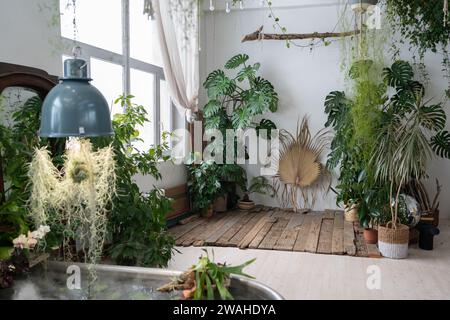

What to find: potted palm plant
left=238, top=176, right=276, bottom=211
left=372, top=61, right=450, bottom=258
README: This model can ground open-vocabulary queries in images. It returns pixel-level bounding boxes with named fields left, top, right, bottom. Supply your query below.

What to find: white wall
left=200, top=0, right=450, bottom=218
left=0, top=0, right=186, bottom=192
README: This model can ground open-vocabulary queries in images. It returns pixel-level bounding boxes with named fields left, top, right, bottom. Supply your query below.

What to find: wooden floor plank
left=274, top=213, right=305, bottom=251
left=179, top=213, right=227, bottom=246
left=248, top=219, right=277, bottom=249
left=367, top=244, right=381, bottom=258
left=324, top=209, right=335, bottom=219
left=169, top=217, right=203, bottom=240
left=293, top=215, right=313, bottom=252
left=304, top=214, right=324, bottom=253
left=317, top=218, right=334, bottom=254
left=331, top=211, right=345, bottom=255
left=238, top=211, right=275, bottom=248
left=214, top=212, right=252, bottom=246
left=344, top=220, right=356, bottom=256
left=202, top=211, right=241, bottom=245
left=258, top=216, right=290, bottom=250
left=228, top=212, right=262, bottom=246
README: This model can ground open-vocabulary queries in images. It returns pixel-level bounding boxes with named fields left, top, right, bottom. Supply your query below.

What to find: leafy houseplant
left=1, top=94, right=65, bottom=260
left=93, top=95, right=175, bottom=267
left=191, top=54, right=278, bottom=212
left=238, top=176, right=276, bottom=211
left=370, top=60, right=450, bottom=258
left=158, top=249, right=256, bottom=300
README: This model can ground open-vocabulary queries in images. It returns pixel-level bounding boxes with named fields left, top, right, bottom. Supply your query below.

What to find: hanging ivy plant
left=385, top=0, right=450, bottom=56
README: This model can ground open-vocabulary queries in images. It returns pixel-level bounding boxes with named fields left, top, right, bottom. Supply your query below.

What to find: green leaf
left=231, top=107, right=252, bottom=129
left=203, top=100, right=221, bottom=117
left=383, top=60, right=414, bottom=88
left=419, top=104, right=446, bottom=131
left=431, top=130, right=450, bottom=159
left=324, top=91, right=348, bottom=127
left=224, top=54, right=249, bottom=69
left=204, top=70, right=236, bottom=99
left=349, top=59, right=374, bottom=79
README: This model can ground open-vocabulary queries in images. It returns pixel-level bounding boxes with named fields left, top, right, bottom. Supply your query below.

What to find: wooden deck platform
left=168, top=207, right=381, bottom=258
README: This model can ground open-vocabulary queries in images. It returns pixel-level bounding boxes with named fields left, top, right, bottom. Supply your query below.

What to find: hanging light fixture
left=39, top=56, right=114, bottom=138
left=39, top=0, right=113, bottom=138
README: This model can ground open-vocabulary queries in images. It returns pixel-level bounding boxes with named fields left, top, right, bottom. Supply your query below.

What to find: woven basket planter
left=378, top=223, right=409, bottom=259
left=344, top=203, right=359, bottom=222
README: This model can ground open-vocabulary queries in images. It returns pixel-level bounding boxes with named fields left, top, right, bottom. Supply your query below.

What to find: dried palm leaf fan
left=273, top=117, right=331, bottom=212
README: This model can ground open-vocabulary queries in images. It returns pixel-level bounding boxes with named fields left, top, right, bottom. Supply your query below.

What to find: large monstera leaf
left=324, top=91, right=349, bottom=127
left=431, top=130, right=450, bottom=159
left=225, top=54, right=249, bottom=69
left=418, top=104, right=447, bottom=131
left=383, top=60, right=414, bottom=88
left=231, top=107, right=252, bottom=129
left=203, top=100, right=221, bottom=118
left=253, top=77, right=278, bottom=112
left=204, top=70, right=236, bottom=99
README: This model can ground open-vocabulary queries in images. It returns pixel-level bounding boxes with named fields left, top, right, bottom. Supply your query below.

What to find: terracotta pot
left=238, top=200, right=255, bottom=211
left=364, top=228, right=378, bottom=244
left=344, top=203, right=359, bottom=222
left=202, top=205, right=214, bottom=218
left=213, top=195, right=228, bottom=212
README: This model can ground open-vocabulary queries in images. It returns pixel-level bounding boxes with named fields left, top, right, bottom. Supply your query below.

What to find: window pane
left=131, top=69, right=155, bottom=151
left=90, top=58, right=123, bottom=116
left=60, top=0, right=122, bottom=54
left=160, top=79, right=172, bottom=137
left=130, top=0, right=162, bottom=66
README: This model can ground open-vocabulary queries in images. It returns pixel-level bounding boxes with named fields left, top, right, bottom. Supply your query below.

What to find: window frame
left=60, top=0, right=171, bottom=146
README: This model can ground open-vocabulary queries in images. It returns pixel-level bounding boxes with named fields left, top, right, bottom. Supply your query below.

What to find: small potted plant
left=238, top=176, right=276, bottom=211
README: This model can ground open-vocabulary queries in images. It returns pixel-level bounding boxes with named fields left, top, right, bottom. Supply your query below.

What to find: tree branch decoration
left=242, top=26, right=358, bottom=43
left=272, top=117, right=331, bottom=212
left=27, top=139, right=116, bottom=275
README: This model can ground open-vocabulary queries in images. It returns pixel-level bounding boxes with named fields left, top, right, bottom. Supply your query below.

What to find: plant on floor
left=93, top=94, right=175, bottom=267
left=157, top=249, right=256, bottom=300
left=242, top=176, right=277, bottom=202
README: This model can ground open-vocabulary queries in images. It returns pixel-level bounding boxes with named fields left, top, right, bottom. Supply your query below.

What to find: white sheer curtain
left=152, top=0, right=200, bottom=115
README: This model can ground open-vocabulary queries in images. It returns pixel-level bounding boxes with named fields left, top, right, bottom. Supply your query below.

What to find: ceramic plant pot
left=238, top=200, right=255, bottom=211
left=378, top=223, right=409, bottom=259
left=213, top=195, right=228, bottom=212
left=344, top=203, right=359, bottom=222
left=363, top=228, right=378, bottom=244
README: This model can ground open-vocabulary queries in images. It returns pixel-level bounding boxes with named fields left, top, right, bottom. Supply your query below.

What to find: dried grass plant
left=272, top=117, right=331, bottom=212
left=27, top=139, right=116, bottom=272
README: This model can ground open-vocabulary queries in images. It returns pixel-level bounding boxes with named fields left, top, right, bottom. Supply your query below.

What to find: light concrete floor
left=167, top=219, right=450, bottom=300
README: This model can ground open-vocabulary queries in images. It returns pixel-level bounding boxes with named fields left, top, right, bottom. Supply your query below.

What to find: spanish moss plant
left=27, top=139, right=116, bottom=272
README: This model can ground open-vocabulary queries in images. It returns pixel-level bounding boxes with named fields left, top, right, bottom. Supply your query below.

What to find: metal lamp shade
left=39, top=59, right=114, bottom=138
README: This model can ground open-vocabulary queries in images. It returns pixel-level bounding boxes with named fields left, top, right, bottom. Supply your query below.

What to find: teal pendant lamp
left=39, top=58, right=114, bottom=137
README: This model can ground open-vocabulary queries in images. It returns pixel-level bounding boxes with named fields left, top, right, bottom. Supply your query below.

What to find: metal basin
left=0, top=261, right=283, bottom=300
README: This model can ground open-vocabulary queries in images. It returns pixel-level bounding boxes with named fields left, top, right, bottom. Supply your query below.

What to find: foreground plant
left=28, top=139, right=116, bottom=268
left=158, top=250, right=255, bottom=300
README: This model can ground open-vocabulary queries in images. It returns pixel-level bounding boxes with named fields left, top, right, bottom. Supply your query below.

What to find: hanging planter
left=378, top=223, right=409, bottom=259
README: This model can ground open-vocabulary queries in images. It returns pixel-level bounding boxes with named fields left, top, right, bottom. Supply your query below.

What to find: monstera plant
left=203, top=53, right=278, bottom=131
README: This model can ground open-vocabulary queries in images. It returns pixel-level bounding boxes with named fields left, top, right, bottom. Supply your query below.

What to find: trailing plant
left=93, top=95, right=175, bottom=267
left=158, top=249, right=255, bottom=300
left=27, top=139, right=116, bottom=269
